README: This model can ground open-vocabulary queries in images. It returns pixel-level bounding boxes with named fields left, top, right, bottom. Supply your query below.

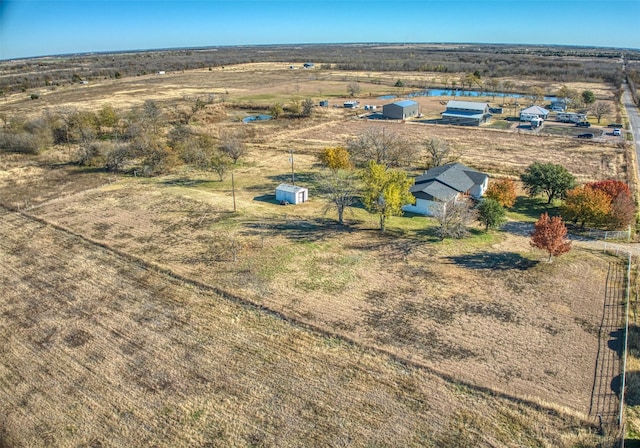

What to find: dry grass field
left=0, top=62, right=630, bottom=445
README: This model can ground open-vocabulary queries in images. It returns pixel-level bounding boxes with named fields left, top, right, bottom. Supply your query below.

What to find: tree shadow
left=445, top=251, right=538, bottom=271
left=242, top=217, right=355, bottom=242
left=501, top=221, right=533, bottom=237
left=267, top=171, right=319, bottom=187
left=511, top=196, right=561, bottom=220
left=158, top=177, right=212, bottom=188
left=253, top=194, right=279, bottom=205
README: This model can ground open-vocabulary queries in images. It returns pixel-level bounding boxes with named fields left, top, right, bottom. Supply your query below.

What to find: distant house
left=344, top=100, right=359, bottom=109
left=520, top=105, right=549, bottom=121
left=157, top=71, right=166, bottom=75
left=382, top=100, right=419, bottom=120
left=402, top=163, right=489, bottom=216
left=319, top=100, right=329, bottom=107
left=441, top=101, right=490, bottom=126
left=275, top=184, right=308, bottom=205
left=550, top=99, right=568, bottom=112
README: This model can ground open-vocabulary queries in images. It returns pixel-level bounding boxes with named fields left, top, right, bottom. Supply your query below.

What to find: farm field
left=0, top=60, right=631, bottom=445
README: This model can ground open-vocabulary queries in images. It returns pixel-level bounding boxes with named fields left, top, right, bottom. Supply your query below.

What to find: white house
left=275, top=183, right=308, bottom=205
left=402, top=163, right=489, bottom=216
left=520, top=105, right=549, bottom=121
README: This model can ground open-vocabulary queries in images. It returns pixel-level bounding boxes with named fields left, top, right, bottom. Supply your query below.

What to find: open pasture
left=0, top=61, right=629, bottom=445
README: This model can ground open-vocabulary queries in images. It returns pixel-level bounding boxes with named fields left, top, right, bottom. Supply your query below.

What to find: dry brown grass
left=0, top=209, right=599, bottom=447
left=0, top=63, right=626, bottom=445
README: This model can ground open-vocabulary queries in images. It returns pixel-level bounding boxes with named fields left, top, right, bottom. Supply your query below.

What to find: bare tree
left=317, top=169, right=358, bottom=224
left=219, top=129, right=247, bottom=164
left=347, top=82, right=361, bottom=97
left=432, top=198, right=477, bottom=239
left=347, top=127, right=416, bottom=168
left=422, top=137, right=458, bottom=169
left=590, top=101, right=612, bottom=124
left=141, top=99, right=164, bottom=135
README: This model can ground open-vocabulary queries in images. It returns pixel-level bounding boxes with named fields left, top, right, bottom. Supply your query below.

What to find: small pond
left=243, top=114, right=273, bottom=123
left=406, top=89, right=555, bottom=101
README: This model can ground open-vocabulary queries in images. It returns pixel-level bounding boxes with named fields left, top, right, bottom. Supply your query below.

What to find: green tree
left=361, top=161, right=413, bottom=232
left=477, top=198, right=506, bottom=231
left=270, top=103, right=284, bottom=119
left=302, top=98, right=314, bottom=117
left=582, top=90, right=596, bottom=105
left=530, top=213, right=571, bottom=262
left=97, top=104, right=119, bottom=136
left=520, top=162, right=576, bottom=204
left=208, top=151, right=232, bottom=181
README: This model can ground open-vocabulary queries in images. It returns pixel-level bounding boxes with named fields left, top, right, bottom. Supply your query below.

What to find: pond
left=242, top=114, right=273, bottom=123
left=406, top=88, right=555, bottom=101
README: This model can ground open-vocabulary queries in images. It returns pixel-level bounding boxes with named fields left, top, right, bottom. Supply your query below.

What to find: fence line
left=620, top=253, right=631, bottom=427
left=587, top=226, right=631, bottom=242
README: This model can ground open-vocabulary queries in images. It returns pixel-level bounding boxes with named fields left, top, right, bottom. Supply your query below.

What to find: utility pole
left=289, top=149, right=295, bottom=185
left=231, top=171, right=236, bottom=213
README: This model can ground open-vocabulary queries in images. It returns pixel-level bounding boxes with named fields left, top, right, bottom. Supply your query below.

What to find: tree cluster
left=562, top=180, right=635, bottom=230
left=0, top=98, right=248, bottom=179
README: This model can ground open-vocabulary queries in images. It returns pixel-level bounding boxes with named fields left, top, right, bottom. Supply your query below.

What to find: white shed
left=276, top=183, right=308, bottom=205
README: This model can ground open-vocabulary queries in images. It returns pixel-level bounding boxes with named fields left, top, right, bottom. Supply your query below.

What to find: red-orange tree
left=530, top=213, right=572, bottom=262
left=589, top=180, right=635, bottom=229
left=485, top=179, right=517, bottom=208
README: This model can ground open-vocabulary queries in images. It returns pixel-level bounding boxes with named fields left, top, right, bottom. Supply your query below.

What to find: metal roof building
left=383, top=100, right=419, bottom=120
left=275, top=183, right=308, bottom=205
left=441, top=100, right=490, bottom=126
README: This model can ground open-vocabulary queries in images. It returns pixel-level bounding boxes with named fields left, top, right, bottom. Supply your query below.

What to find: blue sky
left=1, top=0, right=638, bottom=60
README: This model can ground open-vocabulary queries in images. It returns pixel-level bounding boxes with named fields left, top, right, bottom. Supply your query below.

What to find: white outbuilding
left=275, top=183, right=308, bottom=205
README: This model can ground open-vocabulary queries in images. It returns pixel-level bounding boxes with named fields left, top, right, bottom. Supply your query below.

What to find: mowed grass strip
left=0, top=209, right=602, bottom=447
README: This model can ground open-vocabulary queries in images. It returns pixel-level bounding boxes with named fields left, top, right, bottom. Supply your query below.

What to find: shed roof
left=390, top=100, right=418, bottom=108
left=445, top=100, right=488, bottom=111
left=276, top=183, right=307, bottom=193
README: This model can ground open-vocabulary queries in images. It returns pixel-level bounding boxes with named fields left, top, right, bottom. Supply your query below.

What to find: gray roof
left=276, top=183, right=307, bottom=193
left=445, top=100, right=488, bottom=112
left=390, top=100, right=418, bottom=108
left=521, top=105, right=549, bottom=115
left=411, top=163, right=488, bottom=202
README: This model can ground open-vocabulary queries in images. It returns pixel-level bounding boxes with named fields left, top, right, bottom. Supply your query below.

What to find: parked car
left=613, top=128, right=622, bottom=136
left=578, top=133, right=594, bottom=139
left=576, top=122, right=591, bottom=127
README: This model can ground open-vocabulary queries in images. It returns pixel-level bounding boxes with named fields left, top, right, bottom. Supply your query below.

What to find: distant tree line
left=1, top=43, right=635, bottom=94
left=627, top=62, right=640, bottom=106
